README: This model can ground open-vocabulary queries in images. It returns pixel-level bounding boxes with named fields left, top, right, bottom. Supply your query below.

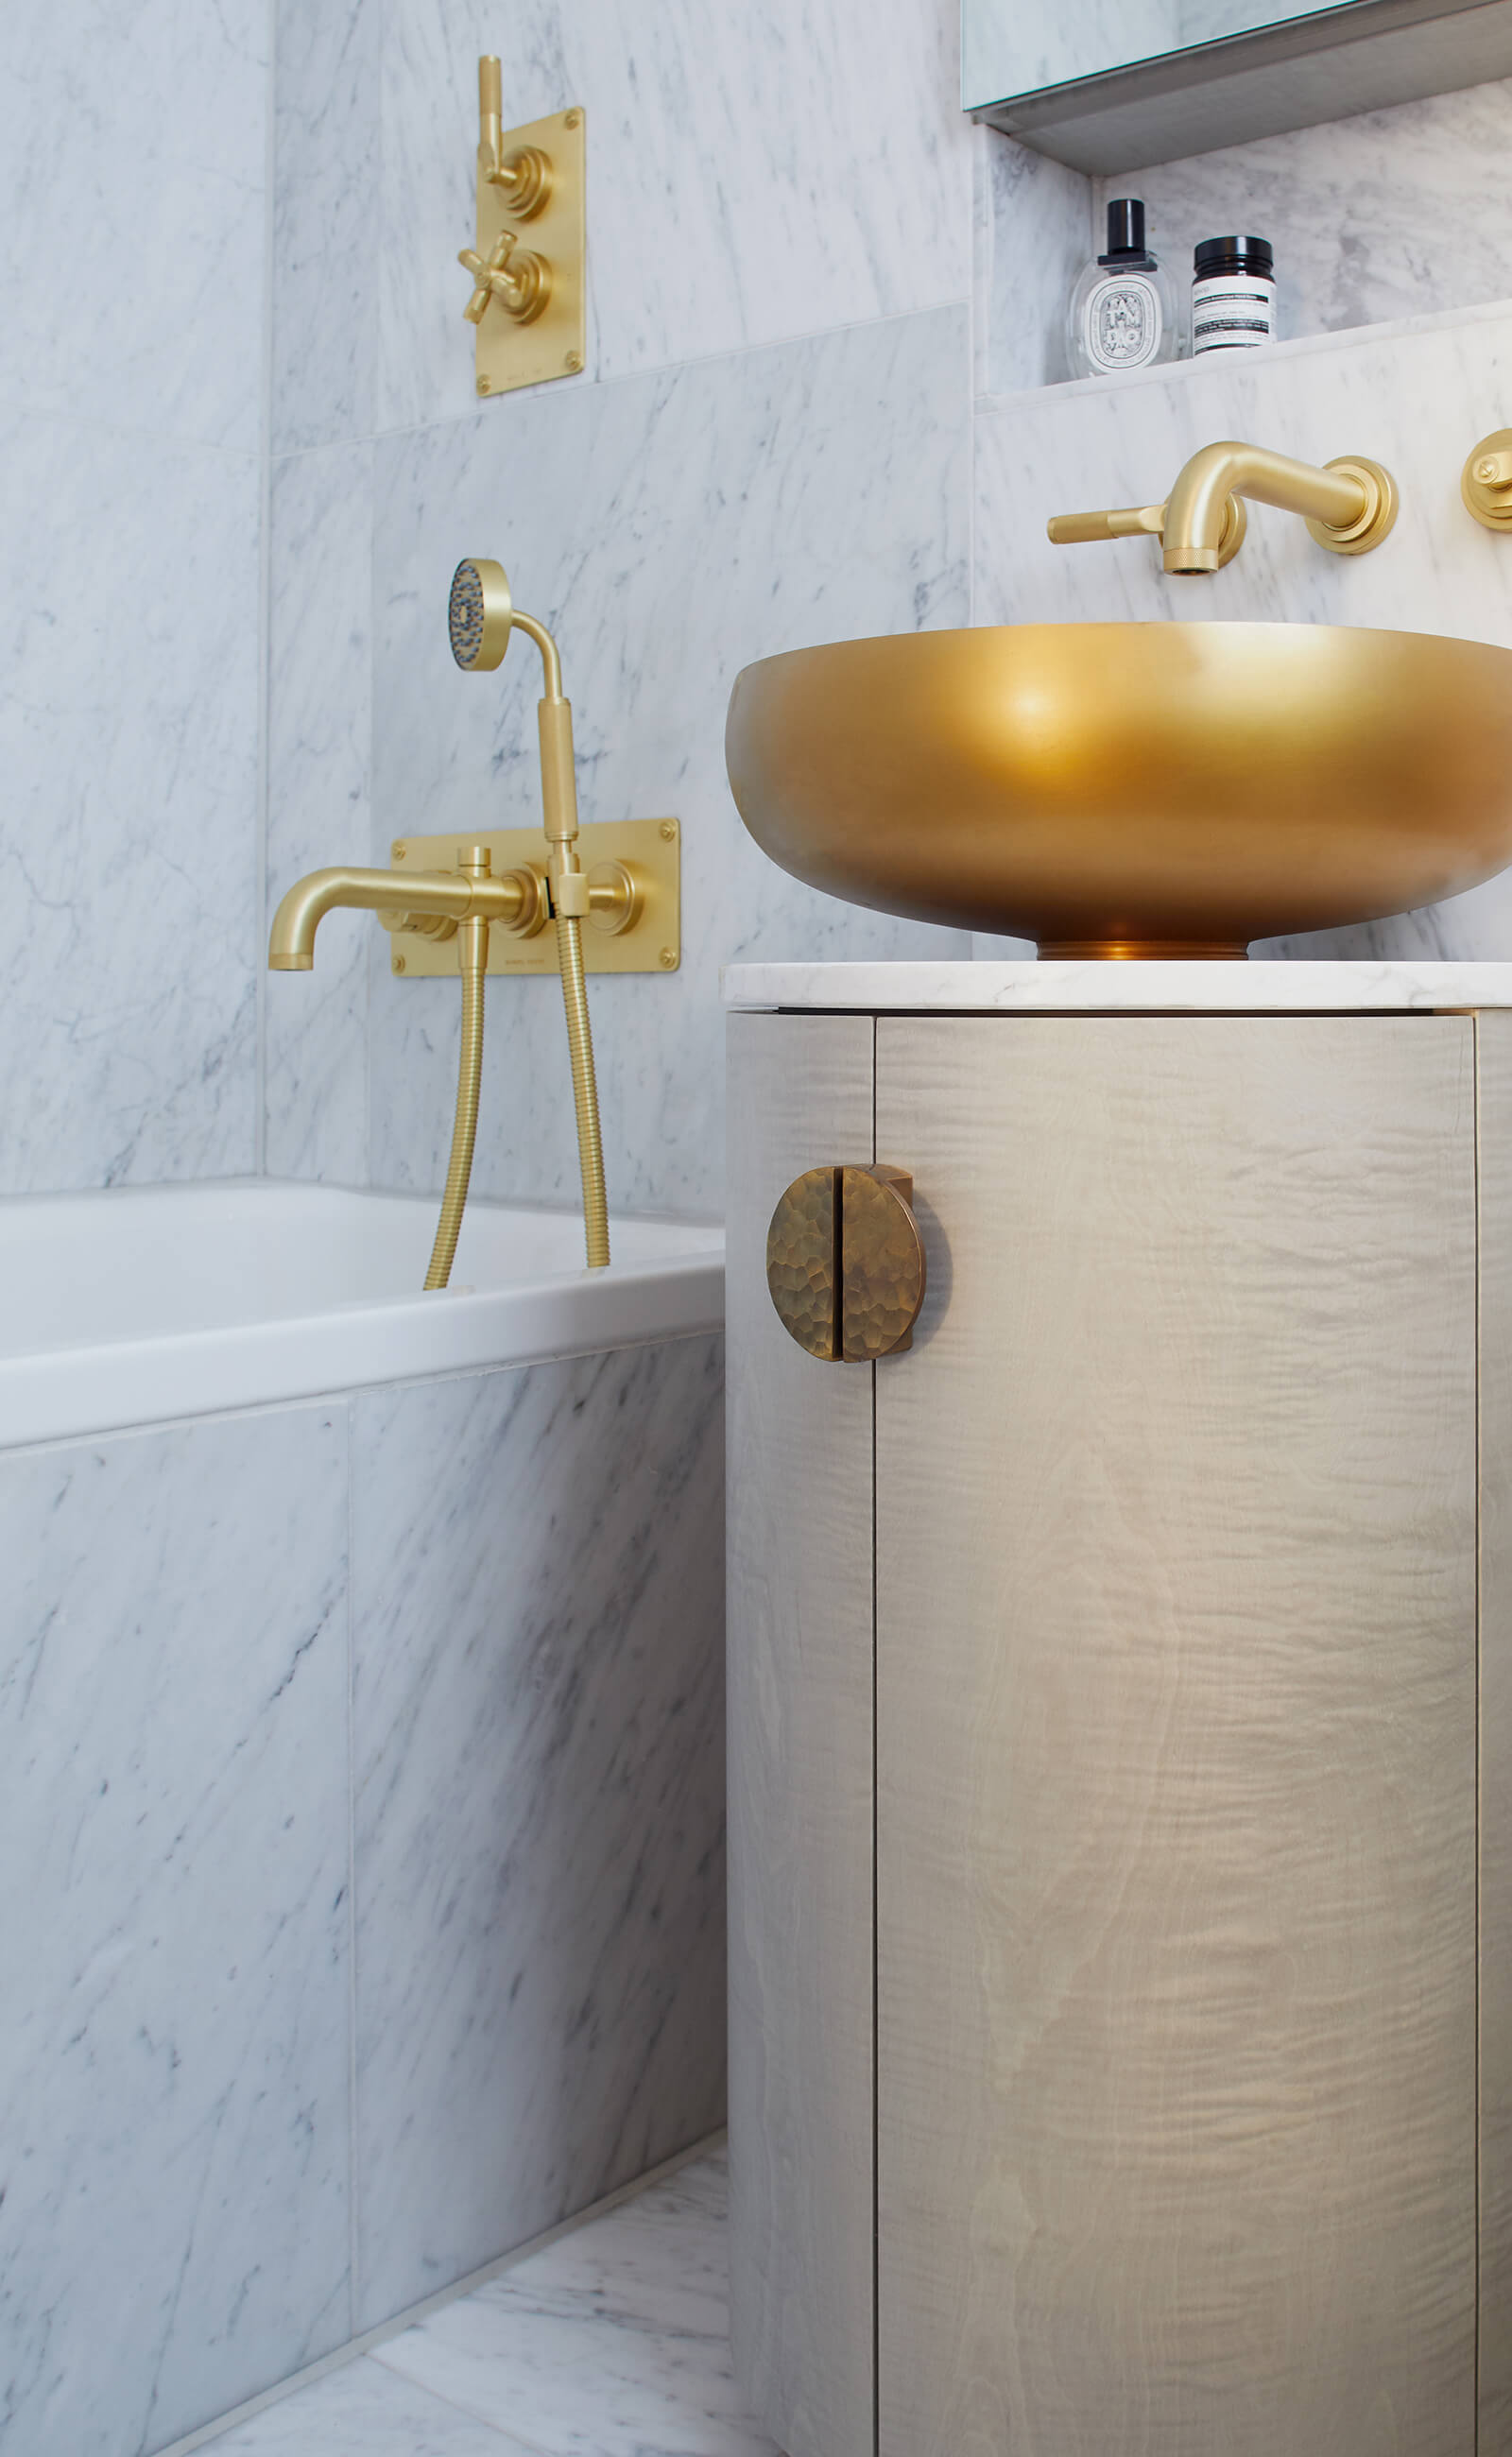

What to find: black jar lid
left=1098, top=198, right=1154, bottom=266
left=1194, top=233, right=1274, bottom=275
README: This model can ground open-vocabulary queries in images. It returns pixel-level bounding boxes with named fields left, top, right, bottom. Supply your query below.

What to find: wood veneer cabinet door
left=874, top=1015, right=1478, bottom=2457
left=726, top=1012, right=876, bottom=2457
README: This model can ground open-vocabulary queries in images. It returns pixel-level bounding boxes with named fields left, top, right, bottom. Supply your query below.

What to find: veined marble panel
left=376, top=2154, right=778, bottom=2456
left=976, top=129, right=1092, bottom=396
left=1094, top=78, right=1512, bottom=349
left=0, top=408, right=260, bottom=1192
left=373, top=0, right=973, bottom=428
left=351, top=1337, right=728, bottom=2331
left=266, top=442, right=374, bottom=1184
left=0, top=1407, right=351, bottom=2457
left=973, top=302, right=1512, bottom=959
left=0, top=0, right=266, bottom=452
left=367, top=307, right=971, bottom=1214
left=271, top=0, right=381, bottom=456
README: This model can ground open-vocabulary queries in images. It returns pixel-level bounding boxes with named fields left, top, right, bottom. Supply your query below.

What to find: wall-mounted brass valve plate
left=387, top=817, right=679, bottom=977
left=466, top=105, right=586, bottom=399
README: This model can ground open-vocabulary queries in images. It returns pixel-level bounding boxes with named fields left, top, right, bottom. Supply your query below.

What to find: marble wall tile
left=973, top=303, right=1512, bottom=956
left=366, top=306, right=971, bottom=1214
left=0, top=1406, right=352, bottom=2457
left=266, top=442, right=374, bottom=1184
left=976, top=129, right=1093, bottom=395
left=1094, top=78, right=1512, bottom=350
left=373, top=0, right=974, bottom=430
left=0, top=0, right=266, bottom=452
left=271, top=0, right=382, bottom=456
left=0, top=408, right=261, bottom=1193
left=350, top=1336, right=727, bottom=2331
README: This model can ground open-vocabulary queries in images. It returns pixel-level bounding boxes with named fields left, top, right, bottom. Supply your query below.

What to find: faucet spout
left=1161, top=439, right=1396, bottom=574
left=268, top=863, right=529, bottom=969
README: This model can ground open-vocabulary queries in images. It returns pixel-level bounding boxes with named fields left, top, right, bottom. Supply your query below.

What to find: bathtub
left=4, top=1177, right=728, bottom=2456
left=0, top=1179, right=724, bottom=1449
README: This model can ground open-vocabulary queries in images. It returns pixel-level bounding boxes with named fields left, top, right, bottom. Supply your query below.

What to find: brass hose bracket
left=1463, top=430, right=1512, bottom=531
left=424, top=846, right=495, bottom=1292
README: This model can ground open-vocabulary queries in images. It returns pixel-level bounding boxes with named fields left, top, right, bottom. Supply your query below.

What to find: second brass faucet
left=1049, top=438, right=1398, bottom=573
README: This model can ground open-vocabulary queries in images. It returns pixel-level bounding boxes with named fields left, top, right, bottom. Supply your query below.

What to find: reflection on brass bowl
left=724, top=623, right=1512, bottom=956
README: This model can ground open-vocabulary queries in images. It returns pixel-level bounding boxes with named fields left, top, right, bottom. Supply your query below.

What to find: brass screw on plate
left=565, top=351, right=583, bottom=373
left=660, top=820, right=677, bottom=840
left=565, top=109, right=582, bottom=128
left=393, top=954, right=406, bottom=972
left=477, top=377, right=491, bottom=396
left=392, top=843, right=407, bottom=859
left=659, top=947, right=677, bottom=969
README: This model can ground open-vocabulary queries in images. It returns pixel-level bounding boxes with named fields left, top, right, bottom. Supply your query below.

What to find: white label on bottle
left=1192, top=271, right=1276, bottom=352
left=1080, top=274, right=1163, bottom=373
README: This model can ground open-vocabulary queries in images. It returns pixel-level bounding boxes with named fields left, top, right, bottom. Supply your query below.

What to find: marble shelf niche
left=725, top=960, right=1512, bottom=2457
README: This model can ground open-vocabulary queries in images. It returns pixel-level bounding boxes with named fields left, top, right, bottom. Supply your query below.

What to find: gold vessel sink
left=725, top=623, right=1512, bottom=957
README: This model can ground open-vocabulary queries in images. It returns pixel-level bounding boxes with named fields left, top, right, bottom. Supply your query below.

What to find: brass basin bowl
left=725, top=623, right=1512, bottom=956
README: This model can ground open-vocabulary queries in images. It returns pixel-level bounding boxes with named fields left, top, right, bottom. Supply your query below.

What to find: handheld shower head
left=449, top=558, right=512, bottom=670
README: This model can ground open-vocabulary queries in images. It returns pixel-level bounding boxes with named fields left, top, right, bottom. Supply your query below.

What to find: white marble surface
left=1094, top=78, right=1512, bottom=351
left=272, top=0, right=380, bottom=455
left=354, top=0, right=972, bottom=433
left=376, top=2154, right=778, bottom=2457
left=975, top=300, right=1512, bottom=961
left=211, top=2153, right=776, bottom=2457
left=266, top=442, right=374, bottom=1183
left=725, top=958, right=1512, bottom=1009
left=0, top=1407, right=352, bottom=2457
left=0, top=0, right=266, bottom=454
left=364, top=305, right=971, bottom=1216
left=350, top=1338, right=727, bottom=2331
left=976, top=128, right=1092, bottom=395
left=0, top=406, right=262, bottom=1192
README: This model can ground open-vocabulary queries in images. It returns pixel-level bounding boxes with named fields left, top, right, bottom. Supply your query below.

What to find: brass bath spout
left=268, top=862, right=538, bottom=969
left=1048, top=437, right=1399, bottom=574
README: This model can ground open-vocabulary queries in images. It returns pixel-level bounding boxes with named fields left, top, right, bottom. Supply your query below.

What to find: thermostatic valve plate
left=387, top=816, right=680, bottom=978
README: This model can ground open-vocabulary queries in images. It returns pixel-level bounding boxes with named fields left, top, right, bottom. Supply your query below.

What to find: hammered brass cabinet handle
left=765, top=1164, right=926, bottom=1362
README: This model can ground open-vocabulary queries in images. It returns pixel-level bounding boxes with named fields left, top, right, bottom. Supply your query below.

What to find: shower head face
left=449, top=558, right=512, bottom=671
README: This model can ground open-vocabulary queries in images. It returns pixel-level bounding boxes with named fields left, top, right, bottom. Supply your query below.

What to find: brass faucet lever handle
left=1046, top=504, right=1166, bottom=544
left=1463, top=429, right=1512, bottom=531
left=1047, top=497, right=1247, bottom=567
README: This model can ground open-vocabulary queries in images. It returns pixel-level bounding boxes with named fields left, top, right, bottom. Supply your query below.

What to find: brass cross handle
left=765, top=1165, right=926, bottom=1363
left=458, top=226, right=551, bottom=326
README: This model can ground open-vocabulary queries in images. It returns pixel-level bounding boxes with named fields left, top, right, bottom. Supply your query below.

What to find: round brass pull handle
left=765, top=1164, right=926, bottom=1362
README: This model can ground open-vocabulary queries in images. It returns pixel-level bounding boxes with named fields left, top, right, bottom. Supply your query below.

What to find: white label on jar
left=1081, top=274, right=1164, bottom=373
left=1192, top=271, right=1275, bottom=352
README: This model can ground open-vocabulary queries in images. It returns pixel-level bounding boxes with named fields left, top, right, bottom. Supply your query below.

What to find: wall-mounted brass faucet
left=1049, top=438, right=1399, bottom=573
left=269, top=562, right=614, bottom=1287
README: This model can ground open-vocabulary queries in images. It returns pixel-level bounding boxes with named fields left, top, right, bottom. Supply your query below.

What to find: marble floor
left=208, top=2151, right=782, bottom=2457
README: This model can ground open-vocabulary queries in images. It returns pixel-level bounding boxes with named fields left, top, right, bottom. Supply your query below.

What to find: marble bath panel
left=0, top=1406, right=352, bottom=2457
left=0, top=407, right=261, bottom=1192
left=266, top=440, right=374, bottom=1184
left=350, top=1335, right=728, bottom=2332
left=973, top=302, right=1512, bottom=959
left=1093, top=78, right=1512, bottom=352
left=367, top=307, right=971, bottom=1212
left=0, top=0, right=266, bottom=452
left=212, top=2354, right=525, bottom=2454
left=371, top=0, right=973, bottom=430
left=271, top=0, right=382, bottom=456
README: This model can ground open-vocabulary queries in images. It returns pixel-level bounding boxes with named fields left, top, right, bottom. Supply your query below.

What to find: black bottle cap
left=1194, top=233, right=1274, bottom=276
left=1103, top=198, right=1147, bottom=259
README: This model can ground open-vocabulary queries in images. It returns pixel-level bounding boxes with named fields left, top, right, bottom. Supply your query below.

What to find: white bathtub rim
left=0, top=1250, right=725, bottom=1454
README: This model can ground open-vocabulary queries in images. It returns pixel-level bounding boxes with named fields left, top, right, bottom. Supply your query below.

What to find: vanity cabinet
left=727, top=1003, right=1512, bottom=2457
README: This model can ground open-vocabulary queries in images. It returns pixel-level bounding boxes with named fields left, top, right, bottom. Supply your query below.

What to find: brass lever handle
left=766, top=1165, right=926, bottom=1363
left=475, top=58, right=553, bottom=214
left=1047, top=495, right=1247, bottom=565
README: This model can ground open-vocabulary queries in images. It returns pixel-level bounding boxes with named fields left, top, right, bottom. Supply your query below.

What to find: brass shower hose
left=423, top=908, right=490, bottom=1290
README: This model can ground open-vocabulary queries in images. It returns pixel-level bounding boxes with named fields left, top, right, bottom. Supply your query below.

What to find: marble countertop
left=723, top=960, right=1512, bottom=1012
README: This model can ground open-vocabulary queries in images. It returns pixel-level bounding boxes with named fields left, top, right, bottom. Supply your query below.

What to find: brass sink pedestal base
left=1040, top=939, right=1248, bottom=960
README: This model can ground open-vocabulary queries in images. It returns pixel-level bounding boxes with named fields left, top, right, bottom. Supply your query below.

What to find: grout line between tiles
left=345, top=1391, right=360, bottom=2335
left=253, top=0, right=276, bottom=1181
left=154, top=2126, right=729, bottom=2456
